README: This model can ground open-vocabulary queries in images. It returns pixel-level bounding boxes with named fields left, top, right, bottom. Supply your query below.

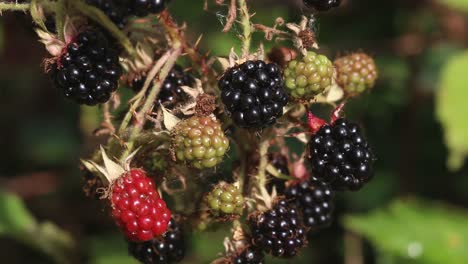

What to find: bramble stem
left=70, top=0, right=135, bottom=56
left=120, top=46, right=182, bottom=161
left=238, top=0, right=252, bottom=57
left=0, top=2, right=30, bottom=12
left=118, top=50, right=172, bottom=134
left=55, top=0, right=66, bottom=40
left=257, top=135, right=270, bottom=188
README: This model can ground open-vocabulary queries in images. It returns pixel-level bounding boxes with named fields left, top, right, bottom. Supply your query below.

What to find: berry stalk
left=238, top=0, right=252, bottom=57
left=120, top=46, right=182, bottom=161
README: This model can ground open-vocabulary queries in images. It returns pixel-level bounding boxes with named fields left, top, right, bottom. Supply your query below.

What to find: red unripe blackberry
left=51, top=30, right=121, bottom=105
left=303, top=0, right=342, bottom=11
left=309, top=118, right=375, bottom=191
left=230, top=246, right=265, bottom=264
left=285, top=179, right=334, bottom=229
left=86, top=0, right=170, bottom=29
left=111, top=169, right=171, bottom=242
left=132, top=65, right=194, bottom=108
left=128, top=218, right=185, bottom=264
left=219, top=60, right=289, bottom=129
left=248, top=200, right=306, bottom=258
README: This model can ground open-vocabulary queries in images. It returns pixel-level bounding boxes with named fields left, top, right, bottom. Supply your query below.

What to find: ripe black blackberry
left=285, top=179, right=334, bottom=229
left=219, top=60, right=289, bottom=129
left=309, top=118, right=375, bottom=191
left=51, top=30, right=121, bottom=105
left=86, top=0, right=170, bottom=29
left=128, top=218, right=185, bottom=264
left=266, top=153, right=289, bottom=194
left=249, top=200, right=306, bottom=258
left=132, top=65, right=194, bottom=108
left=230, top=246, right=265, bottom=264
left=303, top=0, right=342, bottom=11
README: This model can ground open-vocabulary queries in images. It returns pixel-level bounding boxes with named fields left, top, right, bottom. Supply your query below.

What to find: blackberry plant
left=4, top=0, right=378, bottom=263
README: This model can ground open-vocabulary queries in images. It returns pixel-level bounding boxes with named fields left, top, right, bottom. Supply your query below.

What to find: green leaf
left=344, top=199, right=468, bottom=264
left=88, top=234, right=137, bottom=264
left=0, top=191, right=74, bottom=264
left=436, top=51, right=468, bottom=171
left=439, top=0, right=468, bottom=12
left=0, top=191, right=36, bottom=234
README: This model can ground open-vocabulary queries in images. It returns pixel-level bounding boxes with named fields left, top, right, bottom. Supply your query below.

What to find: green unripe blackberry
left=172, top=116, right=229, bottom=169
left=283, top=51, right=334, bottom=100
left=334, top=53, right=378, bottom=95
left=206, top=182, right=244, bottom=215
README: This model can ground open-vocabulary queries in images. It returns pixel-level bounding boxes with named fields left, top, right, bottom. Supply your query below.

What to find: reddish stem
left=330, top=101, right=346, bottom=124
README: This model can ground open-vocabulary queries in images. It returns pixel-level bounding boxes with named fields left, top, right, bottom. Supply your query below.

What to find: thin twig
left=55, top=0, right=66, bottom=40
left=237, top=0, right=252, bottom=57
left=118, top=50, right=172, bottom=134
left=0, top=2, right=30, bottom=12
left=257, top=135, right=270, bottom=188
left=159, top=11, right=216, bottom=78
left=120, top=46, right=182, bottom=161
left=222, top=0, right=236, bottom=32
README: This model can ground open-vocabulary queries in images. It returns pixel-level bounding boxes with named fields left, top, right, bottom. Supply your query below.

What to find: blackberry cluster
left=249, top=200, right=306, bottom=258
left=303, top=0, right=342, bottom=11
left=309, top=119, right=375, bottom=191
left=132, top=65, right=194, bottom=108
left=86, top=0, right=170, bottom=29
left=219, top=60, right=289, bottom=129
left=266, top=153, right=289, bottom=193
left=128, top=218, right=185, bottom=264
left=206, top=182, right=244, bottom=215
left=284, top=51, right=334, bottom=100
left=51, top=30, right=121, bottom=105
left=285, top=180, right=334, bottom=229
left=230, top=247, right=265, bottom=264
left=334, top=53, right=378, bottom=95
left=173, top=116, right=229, bottom=169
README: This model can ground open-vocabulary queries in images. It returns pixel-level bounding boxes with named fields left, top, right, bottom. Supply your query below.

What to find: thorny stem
left=0, top=2, right=30, bottom=12
left=120, top=46, right=182, bottom=161
left=238, top=0, right=252, bottom=57
left=256, top=135, right=270, bottom=188
left=70, top=0, right=135, bottom=56
left=118, top=50, right=172, bottom=134
left=159, top=11, right=217, bottom=80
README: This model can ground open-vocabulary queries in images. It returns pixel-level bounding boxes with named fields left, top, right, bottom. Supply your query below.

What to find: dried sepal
left=254, top=184, right=277, bottom=212
left=161, top=105, right=182, bottom=131
left=80, top=146, right=125, bottom=186
left=286, top=16, right=319, bottom=55
left=36, top=29, right=65, bottom=57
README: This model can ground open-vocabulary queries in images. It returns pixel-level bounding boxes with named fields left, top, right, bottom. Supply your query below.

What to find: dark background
left=1, top=0, right=468, bottom=263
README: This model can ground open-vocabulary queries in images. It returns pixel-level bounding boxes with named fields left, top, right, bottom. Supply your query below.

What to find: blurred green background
left=1, top=0, right=468, bottom=263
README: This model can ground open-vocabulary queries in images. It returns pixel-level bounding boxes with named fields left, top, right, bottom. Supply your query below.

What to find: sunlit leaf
left=436, top=51, right=468, bottom=170
left=344, top=199, right=468, bottom=264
